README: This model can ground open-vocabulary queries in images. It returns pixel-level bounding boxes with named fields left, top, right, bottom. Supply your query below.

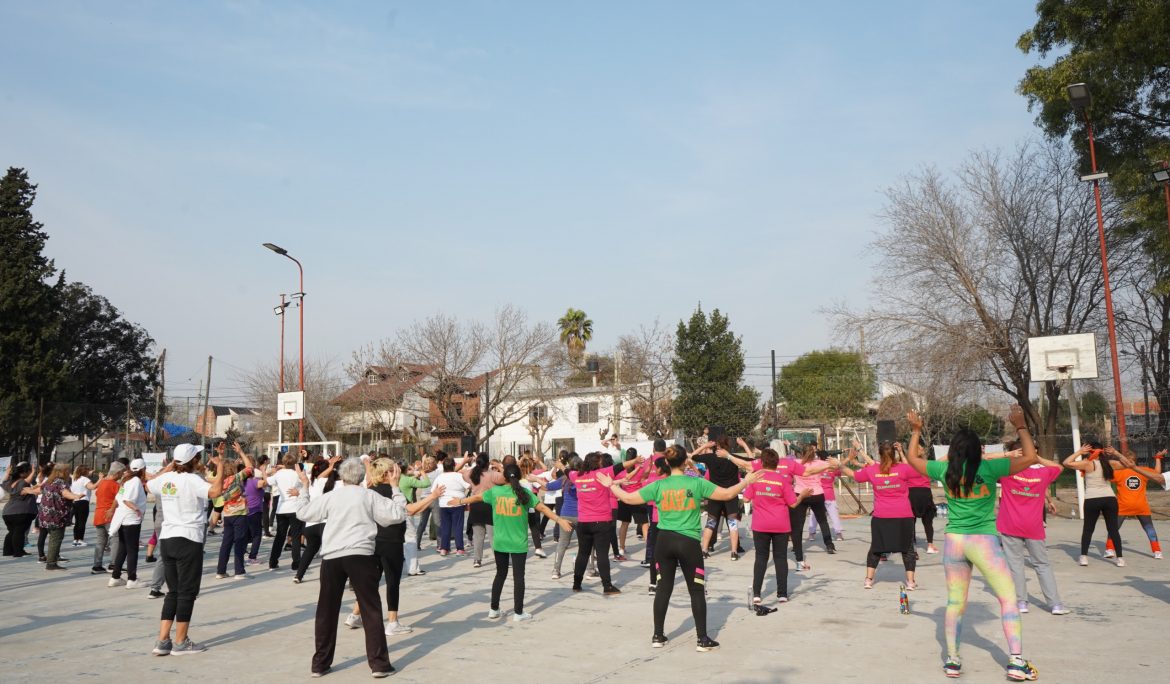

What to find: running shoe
left=512, top=613, right=533, bottom=622
left=863, top=578, right=874, bottom=589
left=1006, top=656, right=1038, bottom=681
left=408, top=570, right=427, bottom=576
left=473, top=561, right=482, bottom=568
left=148, top=590, right=165, bottom=599
left=38, top=556, right=46, bottom=563
left=572, top=585, right=583, bottom=592
left=215, top=574, right=228, bottom=580
left=737, top=545, right=746, bottom=554
left=651, top=634, right=668, bottom=648
left=943, top=657, right=961, bottom=678
left=45, top=563, right=64, bottom=571
left=588, top=570, right=600, bottom=578
left=1017, top=601, right=1028, bottom=613
left=233, top=574, right=250, bottom=581
left=730, top=552, right=739, bottom=561
left=371, top=668, right=395, bottom=678
left=695, top=637, right=720, bottom=652
left=438, top=550, right=448, bottom=556
left=551, top=571, right=561, bottom=580
left=1050, top=605, right=1070, bottom=615
left=613, top=554, right=627, bottom=562
left=171, top=638, right=207, bottom=655
left=826, top=546, right=837, bottom=555
left=292, top=577, right=303, bottom=584
left=603, top=585, right=622, bottom=596
left=487, top=609, right=501, bottom=619
left=752, top=595, right=762, bottom=605
left=1078, top=555, right=1088, bottom=566
left=776, top=596, right=789, bottom=604
left=807, top=536, right=816, bottom=543
left=145, top=555, right=156, bottom=563
left=648, top=584, right=656, bottom=594
left=151, top=638, right=172, bottom=656
left=108, top=578, right=126, bottom=587
left=1116, top=558, right=1126, bottom=567
left=639, top=560, right=651, bottom=568
left=926, top=545, right=939, bottom=554
left=534, top=549, right=547, bottom=559
left=1103, top=549, right=1116, bottom=559
left=1155, top=552, right=1163, bottom=560
left=90, top=566, right=106, bottom=574
left=702, top=551, right=711, bottom=559
left=125, top=580, right=140, bottom=589
left=905, top=581, right=917, bottom=591
left=344, top=613, right=363, bottom=629
left=835, top=533, right=845, bottom=541
left=310, top=668, right=330, bottom=678
left=455, top=550, right=466, bottom=556
left=247, top=558, right=260, bottom=566
left=385, top=621, right=413, bottom=635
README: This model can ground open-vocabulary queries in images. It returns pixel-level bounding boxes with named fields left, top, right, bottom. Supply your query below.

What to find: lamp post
left=1154, top=163, right=1170, bottom=244
left=274, top=295, right=289, bottom=444
left=1067, top=83, right=1128, bottom=452
left=264, top=243, right=305, bottom=442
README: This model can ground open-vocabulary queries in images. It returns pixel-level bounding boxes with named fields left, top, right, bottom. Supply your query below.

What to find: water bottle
left=899, top=584, right=910, bottom=615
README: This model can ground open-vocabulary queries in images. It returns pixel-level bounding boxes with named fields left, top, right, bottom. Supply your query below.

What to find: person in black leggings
left=600, top=445, right=762, bottom=652
left=1063, top=444, right=1125, bottom=566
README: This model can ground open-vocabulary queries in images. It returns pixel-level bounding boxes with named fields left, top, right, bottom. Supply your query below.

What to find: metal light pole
left=274, top=295, right=289, bottom=444
left=1067, top=83, right=1128, bottom=452
left=1154, top=163, right=1170, bottom=244
left=264, top=243, right=305, bottom=442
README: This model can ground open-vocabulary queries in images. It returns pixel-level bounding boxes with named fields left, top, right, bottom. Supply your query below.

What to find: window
left=365, top=371, right=379, bottom=386
left=551, top=438, right=576, bottom=456
left=578, top=402, right=599, bottom=423
left=529, top=405, right=548, bottom=421
left=453, top=402, right=464, bottom=418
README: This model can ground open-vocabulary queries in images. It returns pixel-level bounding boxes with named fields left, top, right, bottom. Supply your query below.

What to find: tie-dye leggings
left=943, top=533, right=1022, bottom=658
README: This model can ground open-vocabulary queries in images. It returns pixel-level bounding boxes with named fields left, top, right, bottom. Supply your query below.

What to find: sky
left=1, top=1, right=1046, bottom=410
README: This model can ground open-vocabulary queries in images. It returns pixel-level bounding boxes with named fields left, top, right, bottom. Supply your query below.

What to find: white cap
left=173, top=444, right=205, bottom=465
left=129, top=458, right=146, bottom=472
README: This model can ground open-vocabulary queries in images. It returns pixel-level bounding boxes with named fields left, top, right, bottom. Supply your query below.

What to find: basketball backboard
left=1027, top=333, right=1098, bottom=382
left=277, top=390, right=305, bottom=421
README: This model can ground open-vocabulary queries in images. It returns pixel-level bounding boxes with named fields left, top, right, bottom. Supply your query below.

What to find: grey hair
left=338, top=458, right=366, bottom=485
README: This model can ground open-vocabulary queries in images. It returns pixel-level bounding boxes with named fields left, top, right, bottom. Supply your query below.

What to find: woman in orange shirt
left=1103, top=448, right=1161, bottom=560
left=90, top=463, right=125, bottom=574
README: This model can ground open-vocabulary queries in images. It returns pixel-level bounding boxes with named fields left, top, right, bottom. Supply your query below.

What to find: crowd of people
left=3, top=412, right=1168, bottom=680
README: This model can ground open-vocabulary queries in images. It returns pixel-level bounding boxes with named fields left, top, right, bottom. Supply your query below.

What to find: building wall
left=484, top=390, right=648, bottom=458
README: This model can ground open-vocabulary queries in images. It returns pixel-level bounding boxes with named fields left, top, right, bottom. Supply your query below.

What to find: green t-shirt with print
left=926, top=459, right=1012, bottom=535
left=636, top=475, right=717, bottom=540
left=482, top=485, right=534, bottom=554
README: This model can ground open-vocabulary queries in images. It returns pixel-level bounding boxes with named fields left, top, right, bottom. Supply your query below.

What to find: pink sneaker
left=456, top=550, right=466, bottom=556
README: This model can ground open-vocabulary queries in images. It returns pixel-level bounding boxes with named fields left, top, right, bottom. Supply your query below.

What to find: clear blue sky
left=1, top=1, right=1044, bottom=406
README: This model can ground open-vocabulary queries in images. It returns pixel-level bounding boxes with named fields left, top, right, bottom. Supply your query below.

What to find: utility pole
left=201, top=356, right=213, bottom=448
left=126, top=395, right=132, bottom=460
left=612, top=350, right=622, bottom=438
left=770, top=349, right=778, bottom=430
left=152, top=349, right=166, bottom=449
left=37, top=397, right=44, bottom=462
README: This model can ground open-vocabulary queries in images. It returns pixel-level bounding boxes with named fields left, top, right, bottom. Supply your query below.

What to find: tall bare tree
left=241, top=357, right=344, bottom=445
left=617, top=320, right=675, bottom=438
left=834, top=139, right=1136, bottom=455
left=1115, top=251, right=1170, bottom=451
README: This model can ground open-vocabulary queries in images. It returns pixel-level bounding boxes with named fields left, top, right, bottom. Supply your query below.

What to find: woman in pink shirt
left=806, top=461, right=843, bottom=541
left=841, top=443, right=917, bottom=589
left=744, top=448, right=809, bottom=605
left=790, top=445, right=838, bottom=560
left=996, top=451, right=1067, bottom=616
left=567, top=452, right=623, bottom=595
left=899, top=441, right=939, bottom=555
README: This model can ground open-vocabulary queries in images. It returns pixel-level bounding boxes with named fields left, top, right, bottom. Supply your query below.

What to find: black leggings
left=752, top=531, right=791, bottom=598
left=647, top=522, right=660, bottom=584
left=609, top=519, right=620, bottom=556
left=653, top=529, right=708, bottom=640
left=491, top=551, right=528, bottom=614
left=527, top=511, right=543, bottom=550
left=270, top=513, right=304, bottom=568
left=296, top=523, right=324, bottom=581
left=790, top=494, right=832, bottom=560
left=72, top=500, right=90, bottom=541
left=2, top=513, right=35, bottom=556
left=573, top=521, right=614, bottom=587
left=112, top=524, right=142, bottom=580
left=376, top=542, right=405, bottom=612
left=161, top=537, right=204, bottom=623
left=1081, top=496, right=1123, bottom=557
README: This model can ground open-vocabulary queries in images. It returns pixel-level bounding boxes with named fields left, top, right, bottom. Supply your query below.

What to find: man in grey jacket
left=292, top=457, right=406, bottom=678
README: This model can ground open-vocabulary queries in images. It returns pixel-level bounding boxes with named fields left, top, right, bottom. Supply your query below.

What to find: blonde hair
left=51, top=463, right=72, bottom=481
left=370, top=458, right=395, bottom=484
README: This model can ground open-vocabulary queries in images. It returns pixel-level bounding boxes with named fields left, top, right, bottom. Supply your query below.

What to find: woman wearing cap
left=147, top=444, right=226, bottom=656
left=292, top=457, right=407, bottom=678
left=109, top=459, right=149, bottom=587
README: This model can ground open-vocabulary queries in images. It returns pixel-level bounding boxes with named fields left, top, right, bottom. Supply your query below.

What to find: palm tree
left=557, top=308, right=593, bottom=363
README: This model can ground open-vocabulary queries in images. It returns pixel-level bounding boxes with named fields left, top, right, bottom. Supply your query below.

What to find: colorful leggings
left=1105, top=515, right=1161, bottom=553
left=942, top=533, right=1021, bottom=658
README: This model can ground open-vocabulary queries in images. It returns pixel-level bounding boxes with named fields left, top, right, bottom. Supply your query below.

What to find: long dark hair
left=311, top=459, right=340, bottom=493
left=503, top=463, right=531, bottom=508
left=7, top=462, right=31, bottom=483
left=945, top=428, right=982, bottom=498
left=580, top=452, right=603, bottom=474
left=469, top=452, right=490, bottom=486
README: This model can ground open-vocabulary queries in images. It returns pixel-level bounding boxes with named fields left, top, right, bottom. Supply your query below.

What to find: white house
left=332, top=364, right=438, bottom=450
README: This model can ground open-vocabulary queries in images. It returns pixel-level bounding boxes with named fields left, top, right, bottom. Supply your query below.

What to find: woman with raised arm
left=463, top=453, right=503, bottom=568
left=452, top=463, right=571, bottom=621
left=69, top=464, right=98, bottom=547
left=293, top=456, right=340, bottom=583
left=599, top=445, right=764, bottom=652
left=744, top=448, right=808, bottom=605
left=899, top=440, right=938, bottom=555
left=995, top=446, right=1068, bottom=616
left=838, top=442, right=916, bottom=588
left=1062, top=442, right=1125, bottom=567
left=790, top=444, right=837, bottom=557
left=1100, top=447, right=1161, bottom=561
left=904, top=407, right=1038, bottom=681
left=108, top=459, right=148, bottom=585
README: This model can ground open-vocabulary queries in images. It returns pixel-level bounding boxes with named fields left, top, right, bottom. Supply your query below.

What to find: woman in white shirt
left=109, top=459, right=149, bottom=588
left=268, top=453, right=306, bottom=570
left=432, top=455, right=471, bottom=556
left=295, top=457, right=340, bottom=583
left=70, top=464, right=98, bottom=546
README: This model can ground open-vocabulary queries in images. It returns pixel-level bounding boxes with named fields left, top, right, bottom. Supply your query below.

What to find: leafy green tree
left=672, top=307, right=760, bottom=437
left=557, top=308, right=593, bottom=364
left=775, top=349, right=876, bottom=422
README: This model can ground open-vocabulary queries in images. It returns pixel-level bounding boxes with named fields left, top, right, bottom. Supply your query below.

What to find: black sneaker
left=702, top=551, right=711, bottom=559
left=639, top=560, right=651, bottom=568
left=603, top=585, right=622, bottom=595
left=572, top=585, right=583, bottom=592
left=148, top=589, right=165, bottom=599
left=651, top=634, right=668, bottom=648
left=145, top=556, right=157, bottom=563
left=91, top=566, right=106, bottom=574
left=696, top=637, right=720, bottom=652
left=730, top=552, right=739, bottom=561
left=827, top=546, right=837, bottom=555
left=648, top=584, right=657, bottom=594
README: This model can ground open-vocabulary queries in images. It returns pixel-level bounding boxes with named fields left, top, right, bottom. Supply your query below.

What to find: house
left=194, top=406, right=264, bottom=438
left=331, top=364, right=436, bottom=451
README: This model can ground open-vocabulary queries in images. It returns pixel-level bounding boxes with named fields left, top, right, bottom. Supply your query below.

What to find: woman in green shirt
left=453, top=463, right=570, bottom=622
left=599, top=445, right=762, bottom=653
left=904, top=407, right=1039, bottom=682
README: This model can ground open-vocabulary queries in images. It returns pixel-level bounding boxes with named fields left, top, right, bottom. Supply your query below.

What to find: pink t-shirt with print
left=997, top=464, right=1061, bottom=540
left=853, top=463, right=914, bottom=518
left=751, top=457, right=806, bottom=484
left=569, top=466, right=617, bottom=523
left=744, top=470, right=798, bottom=533
left=819, top=469, right=839, bottom=502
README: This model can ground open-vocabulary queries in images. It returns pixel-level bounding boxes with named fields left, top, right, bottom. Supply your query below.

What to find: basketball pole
left=1063, top=370, right=1086, bottom=519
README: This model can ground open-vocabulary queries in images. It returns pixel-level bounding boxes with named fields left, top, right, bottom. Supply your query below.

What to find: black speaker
left=460, top=435, right=477, bottom=455
left=877, top=420, right=897, bottom=445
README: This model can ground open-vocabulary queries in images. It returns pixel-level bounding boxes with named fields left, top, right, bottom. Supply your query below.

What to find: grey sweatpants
left=1000, top=534, right=1062, bottom=606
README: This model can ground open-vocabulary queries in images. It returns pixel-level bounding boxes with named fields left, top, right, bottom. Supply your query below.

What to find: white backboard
left=1028, top=333, right=1098, bottom=382
left=277, top=391, right=305, bottom=421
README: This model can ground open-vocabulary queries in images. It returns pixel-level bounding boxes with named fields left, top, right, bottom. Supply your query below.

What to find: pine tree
left=672, top=307, right=760, bottom=437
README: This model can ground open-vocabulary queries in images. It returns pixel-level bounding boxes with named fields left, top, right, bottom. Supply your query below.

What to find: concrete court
left=0, top=516, right=1165, bottom=683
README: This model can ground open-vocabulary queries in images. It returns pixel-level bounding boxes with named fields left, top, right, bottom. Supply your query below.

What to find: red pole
left=1085, top=115, right=1128, bottom=452
left=291, top=257, right=305, bottom=443
left=279, top=294, right=286, bottom=393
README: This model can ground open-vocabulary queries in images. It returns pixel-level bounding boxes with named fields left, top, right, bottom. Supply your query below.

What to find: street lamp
left=1154, top=163, right=1170, bottom=245
left=1067, top=82, right=1128, bottom=451
left=264, top=242, right=305, bottom=442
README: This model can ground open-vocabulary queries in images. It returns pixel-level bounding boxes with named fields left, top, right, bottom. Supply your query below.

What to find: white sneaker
left=343, top=613, right=362, bottom=630
left=385, top=621, right=413, bottom=636
left=125, top=580, right=139, bottom=589
left=534, top=549, right=547, bottom=558
left=1017, top=601, right=1028, bottom=614
left=512, top=612, right=533, bottom=622
left=1116, top=557, right=1126, bottom=567
left=1051, top=605, right=1070, bottom=615
left=1104, top=549, right=1116, bottom=559
left=1078, top=555, right=1089, bottom=566
left=1155, top=552, right=1163, bottom=560
left=108, top=577, right=126, bottom=587
left=487, top=609, right=501, bottom=620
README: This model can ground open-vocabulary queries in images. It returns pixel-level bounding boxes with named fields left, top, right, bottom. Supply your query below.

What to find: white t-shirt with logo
left=147, top=472, right=213, bottom=543
left=70, top=476, right=93, bottom=503
left=270, top=468, right=303, bottom=514
left=110, top=477, right=147, bottom=532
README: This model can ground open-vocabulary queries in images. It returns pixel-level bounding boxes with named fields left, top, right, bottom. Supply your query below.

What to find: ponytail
left=503, top=463, right=530, bottom=508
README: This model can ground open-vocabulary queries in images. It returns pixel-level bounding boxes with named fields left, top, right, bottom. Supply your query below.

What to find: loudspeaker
left=460, top=435, right=477, bottom=455
left=877, top=420, right=897, bottom=445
